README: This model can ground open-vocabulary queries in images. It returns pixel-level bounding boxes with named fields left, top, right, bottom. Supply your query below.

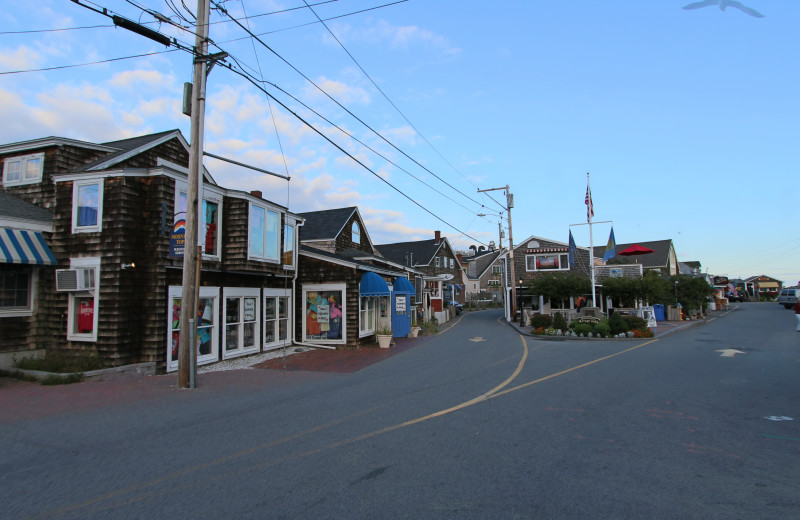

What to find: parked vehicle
left=447, top=300, right=463, bottom=314
left=726, top=291, right=747, bottom=303
left=777, top=288, right=799, bottom=308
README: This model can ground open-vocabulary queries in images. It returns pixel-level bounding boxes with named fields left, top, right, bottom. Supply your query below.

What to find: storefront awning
left=393, top=277, right=415, bottom=293
left=360, top=272, right=390, bottom=296
left=0, top=228, right=57, bottom=266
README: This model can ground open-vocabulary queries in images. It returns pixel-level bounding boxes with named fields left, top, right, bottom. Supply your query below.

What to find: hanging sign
left=169, top=219, right=186, bottom=258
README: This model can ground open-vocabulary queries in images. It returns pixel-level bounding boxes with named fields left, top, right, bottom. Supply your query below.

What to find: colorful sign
left=170, top=219, right=186, bottom=258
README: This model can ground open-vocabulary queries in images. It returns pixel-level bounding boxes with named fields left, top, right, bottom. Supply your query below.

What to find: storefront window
left=283, top=224, right=294, bottom=268
left=526, top=254, right=570, bottom=272
left=303, top=285, right=345, bottom=344
left=359, top=296, right=377, bottom=336
left=67, top=258, right=99, bottom=342
left=167, top=286, right=220, bottom=372
left=264, top=289, right=291, bottom=349
left=0, top=265, right=32, bottom=314
left=223, top=288, right=260, bottom=359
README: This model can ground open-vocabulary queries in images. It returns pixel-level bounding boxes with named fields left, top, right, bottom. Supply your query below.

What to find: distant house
left=742, top=275, right=783, bottom=299
left=0, top=130, right=302, bottom=373
left=594, top=239, right=679, bottom=278
left=462, top=248, right=506, bottom=304
left=298, top=206, right=417, bottom=345
left=376, top=231, right=464, bottom=320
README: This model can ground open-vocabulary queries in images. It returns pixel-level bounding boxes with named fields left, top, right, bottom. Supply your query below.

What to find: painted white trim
left=0, top=137, right=116, bottom=155
left=302, top=283, right=346, bottom=345
left=71, top=178, right=104, bottom=234
left=66, top=257, right=100, bottom=342
left=85, top=131, right=183, bottom=172
left=222, top=287, right=261, bottom=359
left=0, top=217, right=53, bottom=233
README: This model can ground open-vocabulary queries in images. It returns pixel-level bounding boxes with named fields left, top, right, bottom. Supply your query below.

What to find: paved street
left=2, top=303, right=799, bottom=519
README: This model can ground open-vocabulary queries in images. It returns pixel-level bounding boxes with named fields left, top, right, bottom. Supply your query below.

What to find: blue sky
left=1, top=1, right=798, bottom=284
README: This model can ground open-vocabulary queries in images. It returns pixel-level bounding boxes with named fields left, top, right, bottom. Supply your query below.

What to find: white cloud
left=109, top=69, right=175, bottom=90
left=333, top=20, right=461, bottom=56
left=0, top=45, right=43, bottom=70
left=305, top=77, right=370, bottom=105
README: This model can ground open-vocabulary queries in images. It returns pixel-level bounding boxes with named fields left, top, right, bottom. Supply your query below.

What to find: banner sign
left=169, top=219, right=186, bottom=258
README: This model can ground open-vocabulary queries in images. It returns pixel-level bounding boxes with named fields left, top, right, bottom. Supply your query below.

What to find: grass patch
left=15, top=350, right=104, bottom=373
left=0, top=369, right=38, bottom=382
left=39, top=373, right=85, bottom=386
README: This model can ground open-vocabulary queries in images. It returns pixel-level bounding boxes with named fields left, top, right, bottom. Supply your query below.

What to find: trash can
left=653, top=304, right=665, bottom=322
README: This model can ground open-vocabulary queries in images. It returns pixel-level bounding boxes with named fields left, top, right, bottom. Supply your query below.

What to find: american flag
left=585, top=186, right=594, bottom=222
left=728, top=283, right=735, bottom=293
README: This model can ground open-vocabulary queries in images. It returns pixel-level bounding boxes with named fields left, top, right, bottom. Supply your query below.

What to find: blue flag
left=568, top=230, right=576, bottom=268
left=603, top=227, right=616, bottom=262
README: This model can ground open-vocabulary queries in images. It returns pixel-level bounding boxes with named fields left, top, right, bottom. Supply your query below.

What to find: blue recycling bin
left=653, top=304, right=666, bottom=322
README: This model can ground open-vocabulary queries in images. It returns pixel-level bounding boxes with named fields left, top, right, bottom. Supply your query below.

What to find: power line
left=0, top=24, right=112, bottom=35
left=0, top=49, right=179, bottom=75
left=213, top=0, right=490, bottom=214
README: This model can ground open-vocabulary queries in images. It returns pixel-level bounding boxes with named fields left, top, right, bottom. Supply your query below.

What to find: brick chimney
left=456, top=253, right=463, bottom=265
left=434, top=230, right=441, bottom=244
left=250, top=190, right=262, bottom=199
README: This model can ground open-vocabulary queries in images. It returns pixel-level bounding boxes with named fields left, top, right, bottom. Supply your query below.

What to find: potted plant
left=409, top=316, right=421, bottom=338
left=376, top=326, right=393, bottom=348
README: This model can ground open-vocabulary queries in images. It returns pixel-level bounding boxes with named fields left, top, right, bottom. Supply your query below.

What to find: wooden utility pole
left=479, top=185, right=517, bottom=321
left=178, top=0, right=211, bottom=388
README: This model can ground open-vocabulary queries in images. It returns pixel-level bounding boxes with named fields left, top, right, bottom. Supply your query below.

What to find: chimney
left=434, top=230, right=441, bottom=244
left=250, top=190, right=262, bottom=199
left=457, top=253, right=463, bottom=265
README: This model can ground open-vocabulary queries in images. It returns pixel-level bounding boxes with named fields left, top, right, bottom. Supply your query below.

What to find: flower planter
left=409, top=326, right=421, bottom=338
left=377, top=334, right=392, bottom=348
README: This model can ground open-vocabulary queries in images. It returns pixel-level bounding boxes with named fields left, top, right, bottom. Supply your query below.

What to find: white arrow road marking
left=469, top=337, right=486, bottom=342
left=764, top=416, right=794, bottom=421
left=716, top=349, right=745, bottom=357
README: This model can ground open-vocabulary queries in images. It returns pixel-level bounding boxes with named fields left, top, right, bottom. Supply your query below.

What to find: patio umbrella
left=618, top=244, right=654, bottom=256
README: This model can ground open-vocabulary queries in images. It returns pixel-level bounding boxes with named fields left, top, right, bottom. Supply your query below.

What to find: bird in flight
left=682, top=0, right=764, bottom=18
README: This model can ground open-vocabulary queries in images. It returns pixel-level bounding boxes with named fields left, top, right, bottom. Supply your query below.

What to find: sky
left=1, top=0, right=798, bottom=285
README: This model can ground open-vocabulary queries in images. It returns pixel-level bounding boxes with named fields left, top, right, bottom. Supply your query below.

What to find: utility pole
left=478, top=185, right=516, bottom=321
left=178, top=0, right=211, bottom=388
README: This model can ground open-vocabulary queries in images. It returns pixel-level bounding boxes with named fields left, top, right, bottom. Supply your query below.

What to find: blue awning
left=360, top=272, right=390, bottom=296
left=0, top=228, right=57, bottom=266
left=393, top=277, right=415, bottom=293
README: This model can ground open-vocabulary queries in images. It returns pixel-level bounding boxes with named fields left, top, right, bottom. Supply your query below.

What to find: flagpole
left=587, top=172, right=596, bottom=307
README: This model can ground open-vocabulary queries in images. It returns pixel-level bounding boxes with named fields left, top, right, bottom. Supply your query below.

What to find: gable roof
left=0, top=191, right=53, bottom=226
left=376, top=238, right=452, bottom=267
left=593, top=239, right=674, bottom=269
left=75, top=129, right=185, bottom=172
left=298, top=207, right=358, bottom=241
left=466, top=249, right=504, bottom=280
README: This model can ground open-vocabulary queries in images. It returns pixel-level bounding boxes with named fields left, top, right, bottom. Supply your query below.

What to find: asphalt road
left=1, top=303, right=799, bottom=519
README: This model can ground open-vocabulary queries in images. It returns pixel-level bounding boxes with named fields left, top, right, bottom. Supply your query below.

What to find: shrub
left=531, top=314, right=553, bottom=329
left=608, top=312, right=629, bottom=335
left=532, top=327, right=547, bottom=335
left=632, top=328, right=654, bottom=338
left=15, top=350, right=104, bottom=373
left=573, top=323, right=593, bottom=336
left=552, top=312, right=568, bottom=331
left=421, top=319, right=438, bottom=335
left=593, top=320, right=610, bottom=337
left=623, top=316, right=648, bottom=331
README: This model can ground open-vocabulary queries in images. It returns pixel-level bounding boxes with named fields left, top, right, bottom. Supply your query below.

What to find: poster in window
left=77, top=297, right=94, bottom=333
left=396, top=295, right=407, bottom=314
left=244, top=298, right=256, bottom=321
left=305, top=291, right=342, bottom=340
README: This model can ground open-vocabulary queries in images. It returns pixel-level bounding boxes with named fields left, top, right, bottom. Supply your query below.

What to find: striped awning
left=0, top=228, right=57, bottom=266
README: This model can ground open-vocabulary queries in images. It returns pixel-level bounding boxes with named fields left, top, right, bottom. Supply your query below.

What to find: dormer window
left=352, top=222, right=360, bottom=244
left=3, top=152, right=44, bottom=187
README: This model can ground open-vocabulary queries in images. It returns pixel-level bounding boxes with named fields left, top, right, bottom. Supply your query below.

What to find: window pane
left=6, top=160, right=21, bottom=182
left=226, top=324, right=239, bottom=351
left=0, top=268, right=30, bottom=308
left=243, top=322, right=255, bottom=348
left=279, top=297, right=287, bottom=319
left=264, top=321, right=275, bottom=343
left=77, top=184, right=99, bottom=227
left=249, top=206, right=265, bottom=258
left=266, top=210, right=279, bottom=260
left=203, top=200, right=218, bottom=255
left=283, top=225, right=294, bottom=266
left=226, top=298, right=240, bottom=323
left=264, top=298, right=276, bottom=320
left=25, top=157, right=42, bottom=180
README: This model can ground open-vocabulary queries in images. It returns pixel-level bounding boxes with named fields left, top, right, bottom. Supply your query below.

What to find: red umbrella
left=618, top=244, right=654, bottom=256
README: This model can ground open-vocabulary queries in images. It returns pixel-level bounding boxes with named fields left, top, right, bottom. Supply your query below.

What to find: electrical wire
left=0, top=49, right=179, bottom=75
left=213, top=0, right=491, bottom=215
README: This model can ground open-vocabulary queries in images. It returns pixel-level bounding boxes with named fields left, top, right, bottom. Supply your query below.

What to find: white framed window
left=526, top=254, right=570, bottom=272
left=352, top=222, right=360, bottom=244
left=492, top=265, right=503, bottom=274
left=303, top=284, right=345, bottom=344
left=449, top=258, right=454, bottom=269
left=167, top=286, right=220, bottom=372
left=71, top=179, right=104, bottom=233
left=248, top=203, right=280, bottom=262
left=0, top=265, right=36, bottom=317
left=473, top=283, right=477, bottom=290
left=67, top=257, right=100, bottom=342
left=488, top=279, right=501, bottom=287
left=3, top=153, right=44, bottom=187
left=263, top=289, right=291, bottom=350
left=223, top=288, right=260, bottom=359
left=435, top=257, right=441, bottom=268
left=359, top=295, right=377, bottom=337
left=174, top=182, right=222, bottom=259
left=282, top=223, right=295, bottom=269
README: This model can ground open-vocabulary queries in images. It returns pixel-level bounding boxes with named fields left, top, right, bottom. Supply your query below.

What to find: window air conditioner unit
left=56, top=268, right=95, bottom=291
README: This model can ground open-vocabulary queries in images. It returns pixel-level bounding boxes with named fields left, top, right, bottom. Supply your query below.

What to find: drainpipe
left=290, top=220, right=336, bottom=350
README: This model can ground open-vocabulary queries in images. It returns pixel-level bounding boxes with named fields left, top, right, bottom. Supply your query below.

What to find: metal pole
left=188, top=318, right=196, bottom=389
left=505, top=186, right=517, bottom=322
left=178, top=0, right=210, bottom=388
left=587, top=173, right=596, bottom=307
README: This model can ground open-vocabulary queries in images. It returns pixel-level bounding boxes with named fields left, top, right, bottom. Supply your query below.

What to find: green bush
left=593, top=320, right=610, bottom=337
left=40, top=373, right=84, bottom=386
left=530, top=314, right=553, bottom=329
left=552, top=312, right=568, bottom=331
left=608, top=312, right=629, bottom=335
left=623, top=315, right=648, bottom=331
left=421, top=319, right=438, bottom=335
left=15, top=350, right=104, bottom=373
left=573, top=323, right=593, bottom=336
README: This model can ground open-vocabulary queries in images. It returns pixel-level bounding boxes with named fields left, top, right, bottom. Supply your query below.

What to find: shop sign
left=170, top=219, right=186, bottom=258
left=713, top=276, right=728, bottom=285
left=396, top=295, right=407, bottom=313
left=243, top=298, right=256, bottom=321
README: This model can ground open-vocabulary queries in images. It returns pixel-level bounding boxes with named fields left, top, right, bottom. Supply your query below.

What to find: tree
left=527, top=273, right=591, bottom=308
left=669, top=274, right=713, bottom=311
